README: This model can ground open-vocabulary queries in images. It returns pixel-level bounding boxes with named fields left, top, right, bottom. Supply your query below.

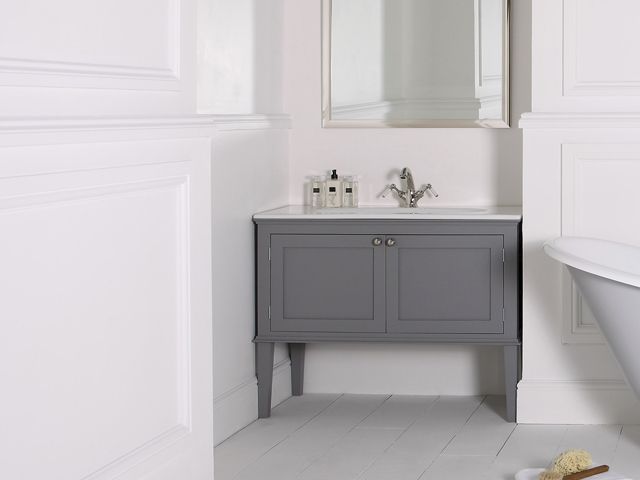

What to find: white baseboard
left=518, top=379, right=640, bottom=424
left=213, top=359, right=292, bottom=445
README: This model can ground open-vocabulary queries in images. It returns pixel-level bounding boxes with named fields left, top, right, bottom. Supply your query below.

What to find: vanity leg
left=256, top=342, right=275, bottom=418
left=503, top=345, right=521, bottom=423
left=289, top=343, right=305, bottom=396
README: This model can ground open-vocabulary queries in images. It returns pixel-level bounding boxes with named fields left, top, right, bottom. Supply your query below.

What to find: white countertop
left=253, top=205, right=522, bottom=221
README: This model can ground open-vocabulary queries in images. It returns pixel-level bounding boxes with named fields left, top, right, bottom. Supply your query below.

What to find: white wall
left=282, top=0, right=530, bottom=396
left=519, top=0, right=640, bottom=423
left=200, top=0, right=293, bottom=444
left=0, top=0, right=215, bottom=477
left=210, top=123, right=291, bottom=444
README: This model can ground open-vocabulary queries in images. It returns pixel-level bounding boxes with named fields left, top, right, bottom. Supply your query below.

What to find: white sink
left=253, top=205, right=522, bottom=221
left=317, top=207, right=488, bottom=215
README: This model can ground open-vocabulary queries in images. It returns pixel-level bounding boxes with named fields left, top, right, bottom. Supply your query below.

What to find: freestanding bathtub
left=544, top=237, right=640, bottom=398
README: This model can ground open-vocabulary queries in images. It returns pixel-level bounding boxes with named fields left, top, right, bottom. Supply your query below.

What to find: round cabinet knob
left=372, top=237, right=383, bottom=246
left=386, top=238, right=396, bottom=247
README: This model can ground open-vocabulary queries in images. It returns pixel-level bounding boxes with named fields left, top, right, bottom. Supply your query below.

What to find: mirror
left=322, top=0, right=510, bottom=128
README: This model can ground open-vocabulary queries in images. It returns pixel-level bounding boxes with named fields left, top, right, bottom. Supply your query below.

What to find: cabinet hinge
left=502, top=248, right=505, bottom=263
left=268, top=247, right=271, bottom=261
left=268, top=305, right=271, bottom=319
left=502, top=307, right=505, bottom=323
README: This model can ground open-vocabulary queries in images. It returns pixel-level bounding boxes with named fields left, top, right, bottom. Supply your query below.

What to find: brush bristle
left=538, top=471, right=563, bottom=480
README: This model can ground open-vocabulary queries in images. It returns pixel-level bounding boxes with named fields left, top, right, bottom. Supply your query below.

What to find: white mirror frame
left=322, top=0, right=511, bottom=128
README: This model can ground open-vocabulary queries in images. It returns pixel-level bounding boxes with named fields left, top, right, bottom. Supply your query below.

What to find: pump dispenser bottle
left=324, top=169, right=342, bottom=208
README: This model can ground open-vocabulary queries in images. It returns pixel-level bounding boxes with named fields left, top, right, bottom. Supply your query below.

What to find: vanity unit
left=253, top=206, right=522, bottom=421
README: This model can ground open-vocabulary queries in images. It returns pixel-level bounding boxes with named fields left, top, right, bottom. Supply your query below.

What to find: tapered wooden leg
left=256, top=342, right=275, bottom=418
left=504, top=345, right=521, bottom=423
left=289, top=343, right=305, bottom=396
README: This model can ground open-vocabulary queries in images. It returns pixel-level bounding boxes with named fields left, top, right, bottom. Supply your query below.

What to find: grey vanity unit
left=253, top=206, right=522, bottom=422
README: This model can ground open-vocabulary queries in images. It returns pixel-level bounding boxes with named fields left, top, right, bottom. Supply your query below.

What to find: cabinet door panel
left=387, top=235, right=504, bottom=334
left=270, top=235, right=385, bottom=332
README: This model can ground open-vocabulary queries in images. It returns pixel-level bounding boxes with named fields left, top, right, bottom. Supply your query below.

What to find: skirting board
left=213, top=360, right=292, bottom=445
left=518, top=380, right=640, bottom=424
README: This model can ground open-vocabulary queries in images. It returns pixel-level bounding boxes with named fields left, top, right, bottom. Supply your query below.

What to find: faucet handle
left=425, top=184, right=439, bottom=198
left=379, top=184, right=402, bottom=199
left=378, top=185, right=392, bottom=198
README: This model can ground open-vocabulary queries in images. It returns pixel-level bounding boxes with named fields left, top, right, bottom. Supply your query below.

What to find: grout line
left=294, top=393, right=392, bottom=479
left=610, top=424, right=625, bottom=465
left=441, top=395, right=487, bottom=455
left=355, top=393, right=394, bottom=427
left=417, top=395, right=488, bottom=479
left=229, top=393, right=343, bottom=480
left=494, top=423, right=517, bottom=460
left=355, top=395, right=442, bottom=480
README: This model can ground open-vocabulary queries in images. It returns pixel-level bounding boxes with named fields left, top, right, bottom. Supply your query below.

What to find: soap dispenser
left=324, top=169, right=342, bottom=208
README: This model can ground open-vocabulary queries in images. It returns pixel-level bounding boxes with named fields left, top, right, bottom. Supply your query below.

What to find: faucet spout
left=383, top=167, right=438, bottom=208
left=400, top=167, right=416, bottom=193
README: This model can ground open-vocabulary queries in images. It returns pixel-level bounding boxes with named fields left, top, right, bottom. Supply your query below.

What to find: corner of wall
left=214, top=359, right=292, bottom=445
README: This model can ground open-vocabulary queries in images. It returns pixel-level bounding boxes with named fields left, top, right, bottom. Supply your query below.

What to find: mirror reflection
left=324, top=0, right=509, bottom=127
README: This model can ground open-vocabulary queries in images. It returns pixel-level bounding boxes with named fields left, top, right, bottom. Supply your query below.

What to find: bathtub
left=544, top=237, right=640, bottom=398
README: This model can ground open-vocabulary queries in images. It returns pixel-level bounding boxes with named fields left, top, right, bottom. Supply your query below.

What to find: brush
left=538, top=465, right=610, bottom=480
left=563, top=465, right=610, bottom=480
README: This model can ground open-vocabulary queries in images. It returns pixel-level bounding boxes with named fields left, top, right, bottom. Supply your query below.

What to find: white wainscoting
left=520, top=119, right=640, bottom=423
left=0, top=0, right=193, bottom=92
left=533, top=0, right=640, bottom=112
left=0, top=120, right=214, bottom=479
left=560, top=144, right=640, bottom=344
left=563, top=0, right=640, bottom=97
left=0, top=0, right=198, bottom=117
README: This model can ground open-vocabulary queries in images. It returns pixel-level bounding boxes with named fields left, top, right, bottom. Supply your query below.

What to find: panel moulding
left=560, top=144, right=640, bottom=343
left=0, top=0, right=182, bottom=91
left=563, top=0, right=640, bottom=97
left=0, top=175, right=194, bottom=479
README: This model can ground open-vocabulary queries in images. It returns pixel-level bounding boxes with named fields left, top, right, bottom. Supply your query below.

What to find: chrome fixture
left=381, top=167, right=439, bottom=208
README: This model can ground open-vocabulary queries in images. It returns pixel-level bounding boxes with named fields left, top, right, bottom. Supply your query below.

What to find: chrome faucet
left=382, top=167, right=439, bottom=208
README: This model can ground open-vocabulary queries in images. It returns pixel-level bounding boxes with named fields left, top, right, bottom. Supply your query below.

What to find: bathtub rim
left=544, top=236, right=640, bottom=289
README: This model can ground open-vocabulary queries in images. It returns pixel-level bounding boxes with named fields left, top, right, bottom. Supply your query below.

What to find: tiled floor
left=214, top=394, right=640, bottom=480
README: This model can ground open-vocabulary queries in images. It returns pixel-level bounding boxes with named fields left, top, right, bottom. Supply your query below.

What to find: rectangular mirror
left=322, top=0, right=510, bottom=128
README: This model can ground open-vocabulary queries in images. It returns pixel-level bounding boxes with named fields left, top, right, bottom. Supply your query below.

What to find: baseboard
left=518, top=379, right=640, bottom=424
left=213, top=359, right=292, bottom=445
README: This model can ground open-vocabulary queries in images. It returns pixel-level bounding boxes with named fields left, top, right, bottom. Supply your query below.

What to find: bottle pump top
left=331, top=169, right=338, bottom=180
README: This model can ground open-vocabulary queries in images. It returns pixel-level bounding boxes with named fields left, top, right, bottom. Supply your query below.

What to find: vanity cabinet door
left=270, top=235, right=386, bottom=333
left=386, top=235, right=504, bottom=334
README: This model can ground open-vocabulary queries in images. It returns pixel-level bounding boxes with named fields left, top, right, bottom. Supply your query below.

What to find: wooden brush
left=539, top=465, right=610, bottom=480
left=563, top=465, right=610, bottom=480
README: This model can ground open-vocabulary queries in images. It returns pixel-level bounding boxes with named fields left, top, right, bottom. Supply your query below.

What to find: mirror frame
left=322, top=0, right=510, bottom=128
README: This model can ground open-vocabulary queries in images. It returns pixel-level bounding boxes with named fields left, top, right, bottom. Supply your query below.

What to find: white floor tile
left=494, top=424, right=567, bottom=467
left=611, top=426, right=640, bottom=479
left=214, top=394, right=339, bottom=479
left=442, top=395, right=516, bottom=456
left=231, top=394, right=390, bottom=480
left=214, top=394, right=640, bottom=480
left=418, top=455, right=495, bottom=480
left=557, top=425, right=622, bottom=465
left=357, top=395, right=438, bottom=430
left=359, top=396, right=483, bottom=480
left=298, top=427, right=404, bottom=480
